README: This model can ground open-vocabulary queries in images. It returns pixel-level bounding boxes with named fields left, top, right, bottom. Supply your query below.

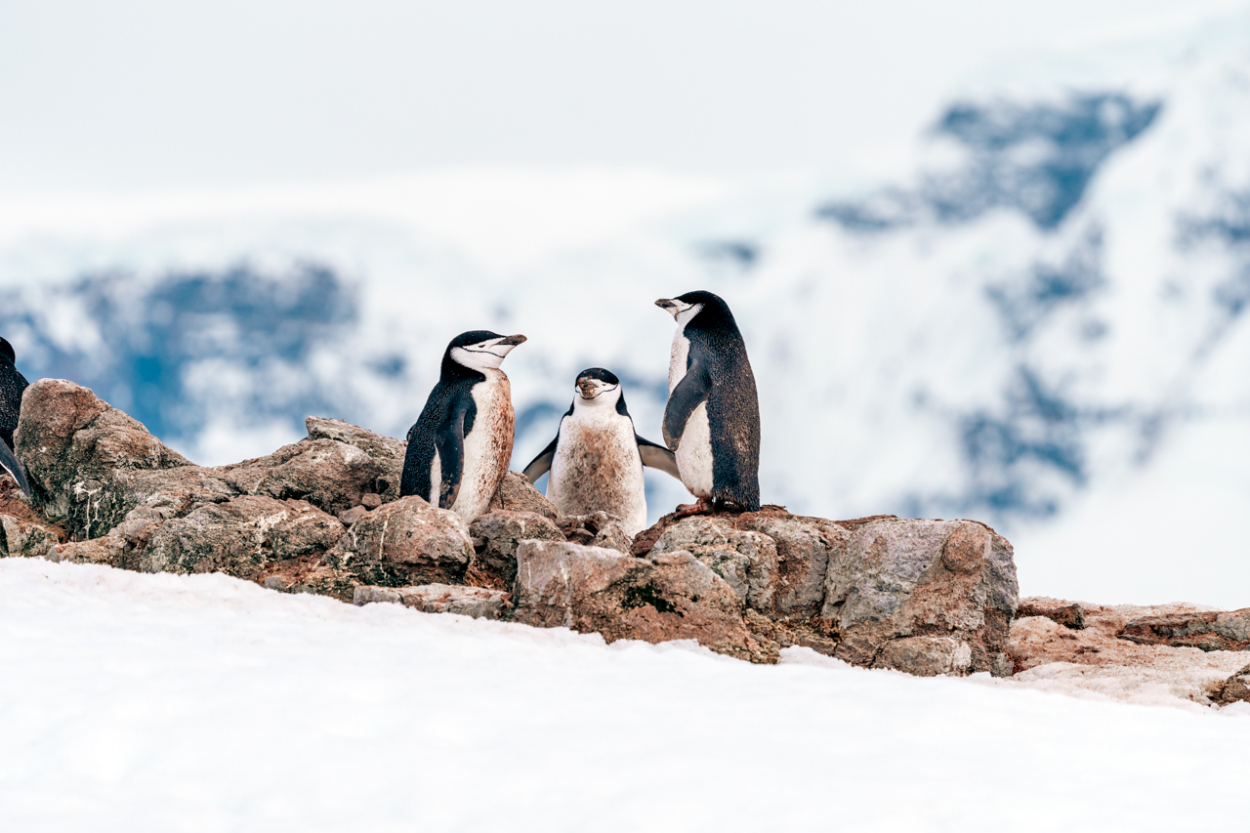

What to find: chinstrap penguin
left=522, top=368, right=680, bottom=536
left=655, top=291, right=761, bottom=513
left=400, top=330, right=526, bottom=523
left=0, top=337, right=31, bottom=495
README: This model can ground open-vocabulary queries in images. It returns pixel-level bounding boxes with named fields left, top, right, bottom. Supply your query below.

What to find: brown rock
left=15, top=379, right=192, bottom=537
left=1118, top=608, right=1250, bottom=652
left=141, top=496, right=345, bottom=581
left=1, top=513, right=57, bottom=558
left=354, top=583, right=511, bottom=619
left=1007, top=598, right=1250, bottom=706
left=47, top=535, right=132, bottom=568
left=327, top=496, right=473, bottom=586
left=339, top=506, right=368, bottom=527
left=361, top=493, right=383, bottom=510
left=1217, top=664, right=1250, bottom=705
left=738, top=513, right=848, bottom=617
left=511, top=540, right=777, bottom=663
left=468, top=510, right=565, bottom=585
left=304, top=417, right=405, bottom=501
left=490, top=471, right=560, bottom=520
left=824, top=518, right=1017, bottom=676
left=1018, top=600, right=1087, bottom=630
left=218, top=438, right=392, bottom=518
left=650, top=516, right=779, bottom=611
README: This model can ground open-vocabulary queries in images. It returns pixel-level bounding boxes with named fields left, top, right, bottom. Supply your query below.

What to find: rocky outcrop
left=1018, top=599, right=1086, bottom=630
left=1118, top=608, right=1250, bottom=652
left=326, top=496, right=473, bottom=587
left=1216, top=664, right=1250, bottom=705
left=354, top=583, right=511, bottom=619
left=4, top=378, right=1028, bottom=679
left=1008, top=597, right=1250, bottom=707
left=511, top=540, right=777, bottom=663
left=645, top=511, right=1017, bottom=676
left=469, top=510, right=564, bottom=586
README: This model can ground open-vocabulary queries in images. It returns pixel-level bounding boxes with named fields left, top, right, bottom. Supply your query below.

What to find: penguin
left=400, top=330, right=527, bottom=523
left=521, top=368, right=680, bottom=536
left=655, top=291, right=761, bottom=512
left=0, top=337, right=31, bottom=495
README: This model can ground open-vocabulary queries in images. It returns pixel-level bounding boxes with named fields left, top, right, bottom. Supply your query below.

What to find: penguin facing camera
left=0, top=337, right=31, bottom=496
left=522, top=367, right=680, bottom=536
left=655, top=291, right=760, bottom=513
left=400, top=330, right=526, bottom=523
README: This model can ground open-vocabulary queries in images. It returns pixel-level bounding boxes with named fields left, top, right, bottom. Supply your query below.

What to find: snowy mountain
left=2, top=8, right=1250, bottom=606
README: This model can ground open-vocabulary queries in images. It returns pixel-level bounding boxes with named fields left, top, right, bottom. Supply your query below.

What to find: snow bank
left=1, top=559, right=1245, bottom=832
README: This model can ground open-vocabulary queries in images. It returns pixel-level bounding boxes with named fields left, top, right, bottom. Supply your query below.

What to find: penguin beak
left=499, top=334, right=527, bottom=347
left=577, top=378, right=597, bottom=399
left=655, top=299, right=676, bottom=313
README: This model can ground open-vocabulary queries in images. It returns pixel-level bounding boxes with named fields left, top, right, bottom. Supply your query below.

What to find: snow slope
left=2, top=8, right=1250, bottom=606
left=1, top=558, right=1246, bottom=832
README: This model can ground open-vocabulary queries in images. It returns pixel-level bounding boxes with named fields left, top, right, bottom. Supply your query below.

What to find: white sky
left=2, top=0, right=1245, bottom=195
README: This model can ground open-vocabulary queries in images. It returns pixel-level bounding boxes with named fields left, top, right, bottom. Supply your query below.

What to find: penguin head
left=571, top=367, right=624, bottom=411
left=656, top=291, right=736, bottom=331
left=445, top=330, right=527, bottom=373
left=0, top=338, right=13, bottom=365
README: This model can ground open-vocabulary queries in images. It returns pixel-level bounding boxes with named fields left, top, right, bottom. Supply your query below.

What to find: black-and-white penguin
left=655, top=291, right=761, bottom=512
left=0, top=337, right=31, bottom=495
left=400, top=330, right=527, bottom=522
left=521, top=368, right=680, bottom=536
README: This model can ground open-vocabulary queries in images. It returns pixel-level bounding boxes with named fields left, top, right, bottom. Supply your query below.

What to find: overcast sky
left=1, top=0, right=1244, bottom=195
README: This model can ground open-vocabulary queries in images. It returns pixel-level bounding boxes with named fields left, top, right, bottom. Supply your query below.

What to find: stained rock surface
left=354, top=583, right=511, bottom=620
left=1118, top=608, right=1250, bottom=652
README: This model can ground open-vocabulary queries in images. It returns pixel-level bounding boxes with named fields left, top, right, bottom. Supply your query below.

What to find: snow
left=1, top=558, right=1246, bottom=831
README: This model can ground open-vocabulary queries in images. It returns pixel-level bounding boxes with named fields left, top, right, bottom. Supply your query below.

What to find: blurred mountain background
left=2, top=0, right=1249, bottom=605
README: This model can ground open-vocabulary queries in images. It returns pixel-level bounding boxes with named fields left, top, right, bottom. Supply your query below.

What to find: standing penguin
left=400, top=330, right=527, bottom=523
left=522, top=368, right=680, bottom=536
left=655, top=291, right=760, bottom=512
left=0, top=337, right=31, bottom=495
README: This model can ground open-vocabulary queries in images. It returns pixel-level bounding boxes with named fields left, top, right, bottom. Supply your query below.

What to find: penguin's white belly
left=548, top=413, right=647, bottom=536
left=453, top=370, right=514, bottom=522
left=675, top=401, right=714, bottom=498
left=668, top=330, right=690, bottom=392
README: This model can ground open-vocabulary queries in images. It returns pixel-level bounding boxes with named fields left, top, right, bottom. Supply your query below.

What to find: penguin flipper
left=662, top=360, right=710, bottom=449
left=522, top=435, right=558, bottom=483
left=636, top=435, right=680, bottom=479
left=434, top=408, right=467, bottom=510
left=0, top=440, right=30, bottom=496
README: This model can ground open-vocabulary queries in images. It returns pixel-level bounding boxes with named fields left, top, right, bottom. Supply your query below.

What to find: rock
left=327, top=496, right=473, bottom=587
left=511, top=540, right=777, bottom=663
left=218, top=439, right=393, bottom=518
left=361, top=493, right=383, bottom=510
left=304, top=417, right=405, bottom=501
left=878, top=636, right=973, bottom=676
left=141, top=497, right=345, bottom=580
left=1, top=513, right=57, bottom=558
left=651, top=516, right=778, bottom=611
left=263, top=575, right=291, bottom=590
left=1018, top=600, right=1087, bottom=630
left=47, top=535, right=132, bottom=567
left=339, top=506, right=368, bottom=527
left=490, top=471, right=560, bottom=520
left=468, top=510, right=564, bottom=585
left=1118, top=608, right=1250, bottom=652
left=354, top=583, right=511, bottom=619
left=1217, top=664, right=1250, bottom=705
left=738, top=512, right=848, bottom=617
left=823, top=518, right=1017, bottom=676
left=15, top=379, right=193, bottom=537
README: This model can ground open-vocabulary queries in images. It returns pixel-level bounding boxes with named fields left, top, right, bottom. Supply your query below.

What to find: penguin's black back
left=680, top=292, right=761, bottom=510
left=0, top=338, right=30, bottom=450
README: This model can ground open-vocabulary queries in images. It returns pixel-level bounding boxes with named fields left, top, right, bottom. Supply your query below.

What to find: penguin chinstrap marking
left=0, top=337, right=31, bottom=495
left=400, top=331, right=526, bottom=523
left=521, top=368, right=680, bottom=537
left=655, top=291, right=761, bottom=512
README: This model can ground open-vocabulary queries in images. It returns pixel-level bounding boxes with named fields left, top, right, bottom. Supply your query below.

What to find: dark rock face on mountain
left=2, top=378, right=1024, bottom=675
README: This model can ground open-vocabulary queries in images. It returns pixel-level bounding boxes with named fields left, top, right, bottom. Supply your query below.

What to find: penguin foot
left=672, top=498, right=713, bottom=518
